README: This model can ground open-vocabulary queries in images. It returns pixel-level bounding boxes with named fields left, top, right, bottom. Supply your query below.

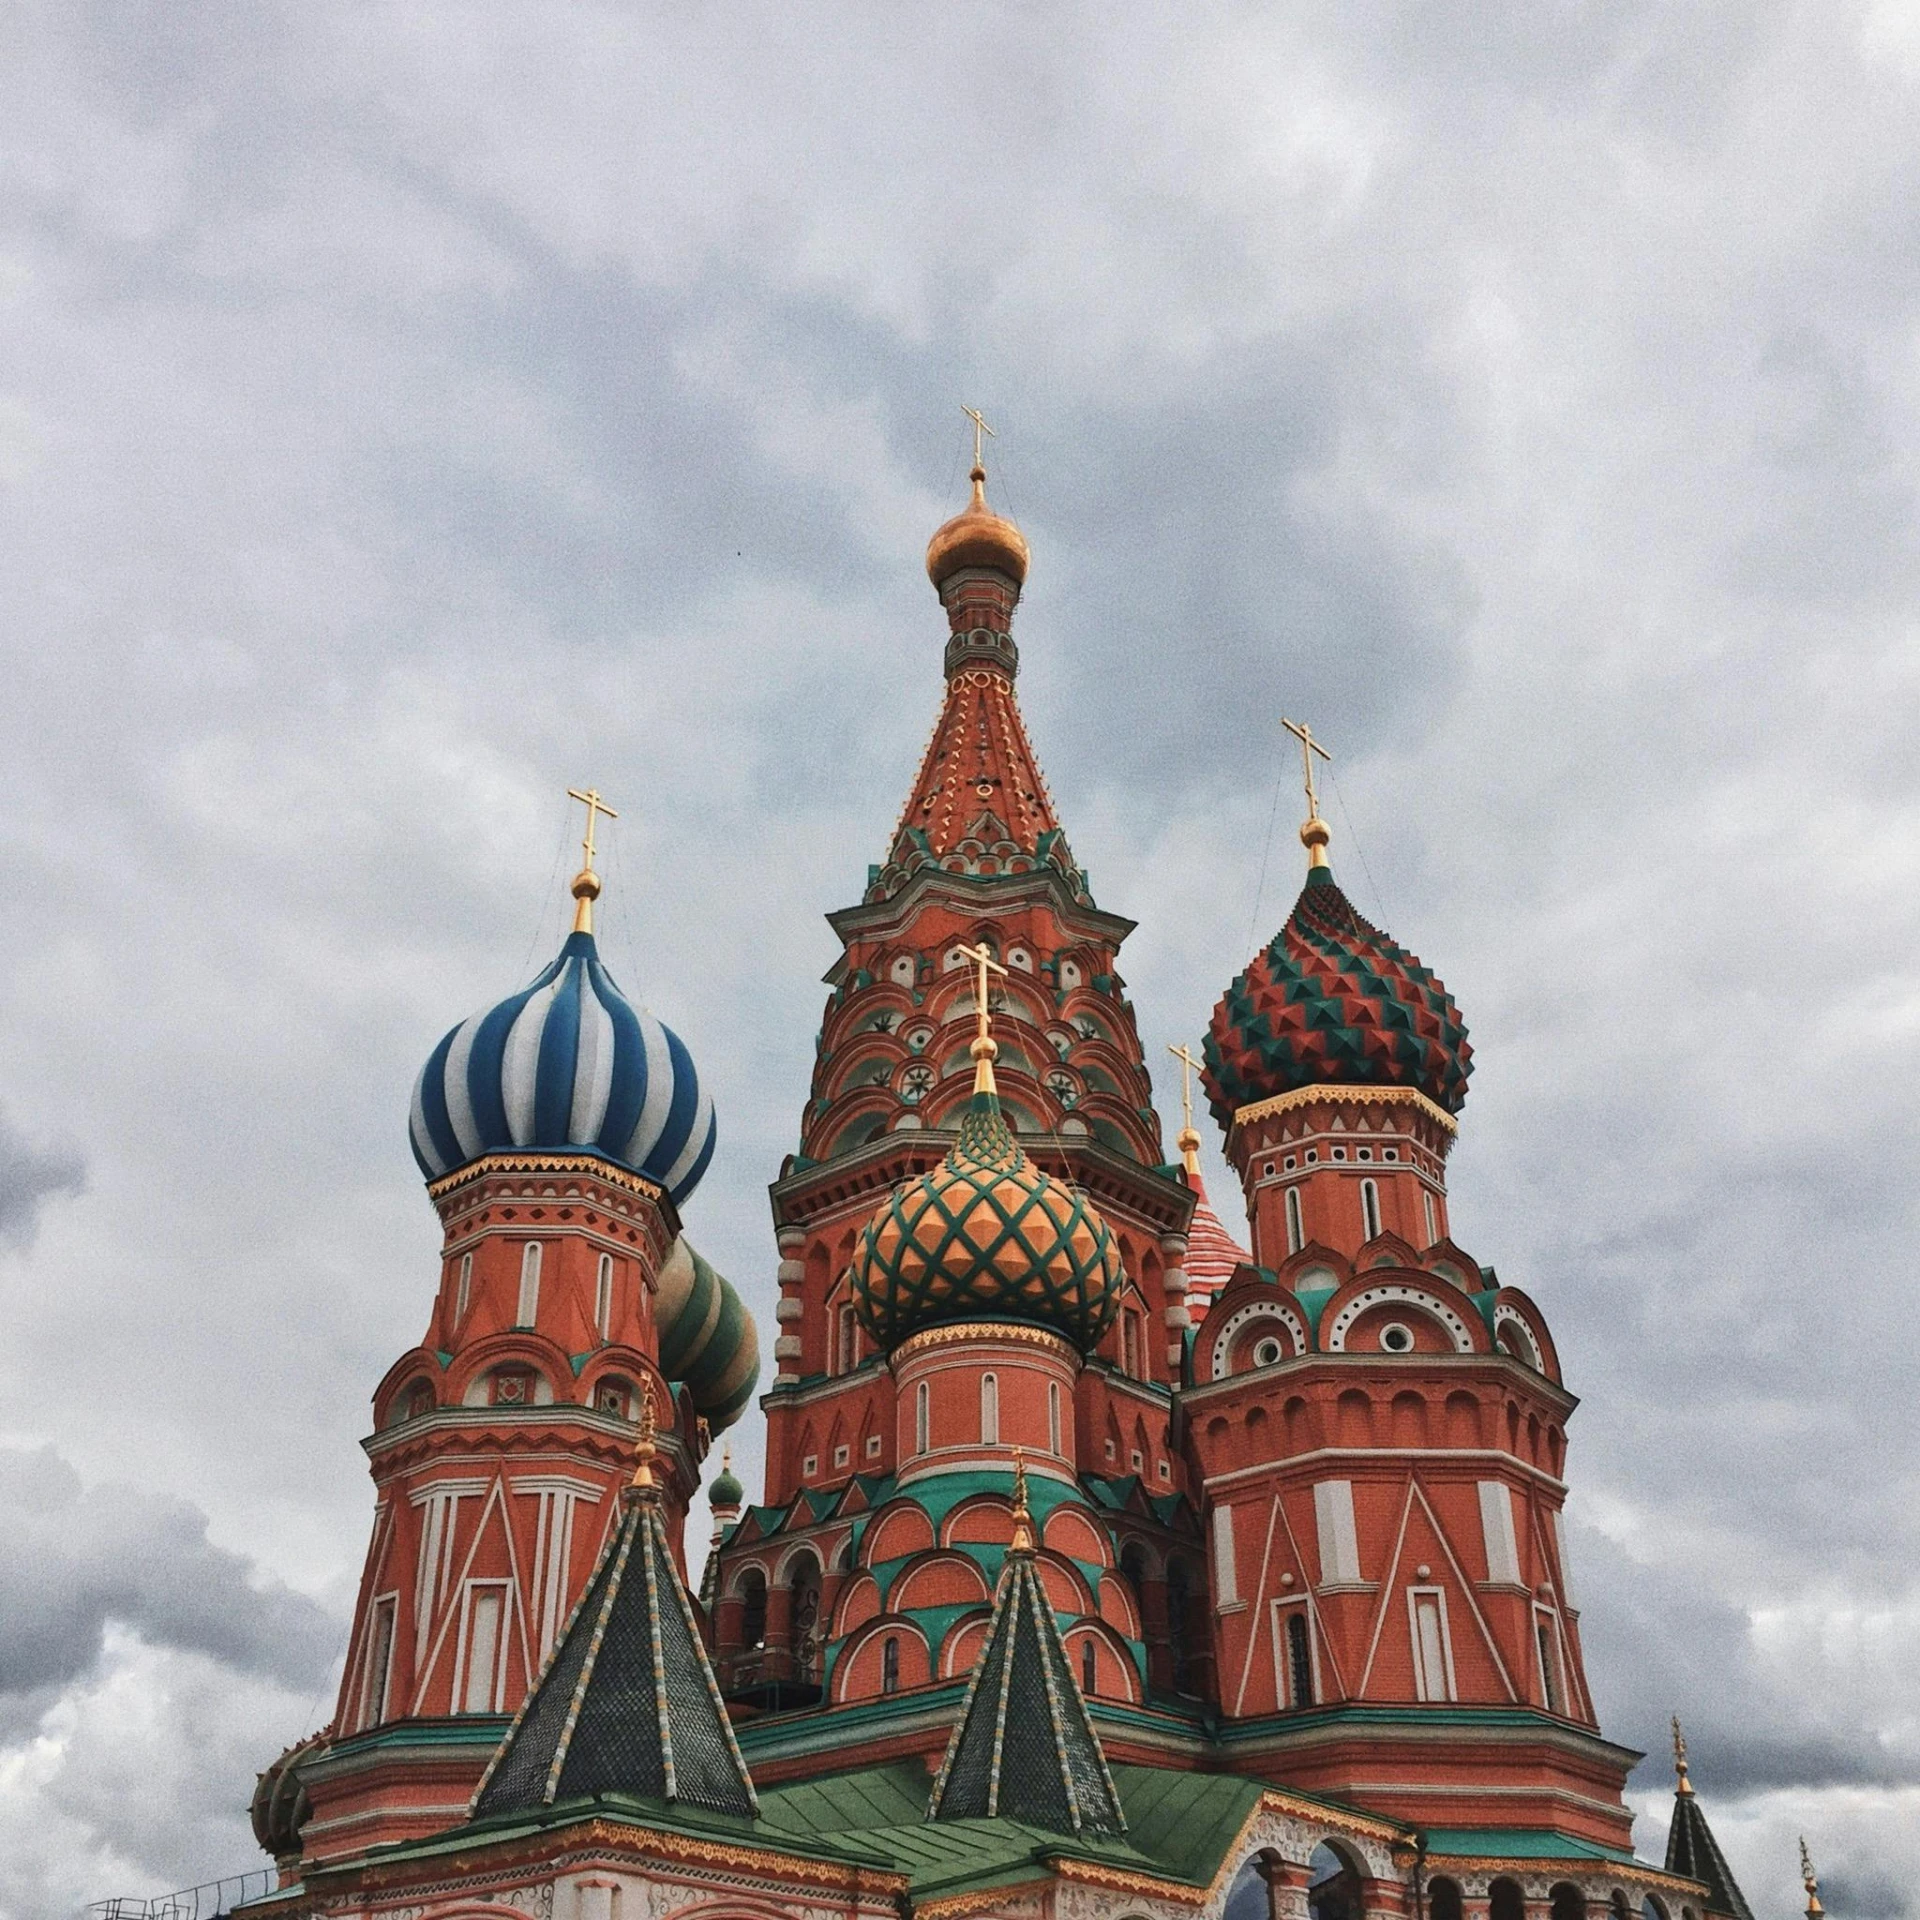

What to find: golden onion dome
left=850, top=1088, right=1122, bottom=1352
left=926, top=465, right=1030, bottom=587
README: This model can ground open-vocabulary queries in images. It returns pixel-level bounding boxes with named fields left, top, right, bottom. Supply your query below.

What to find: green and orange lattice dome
left=1202, top=865, right=1471, bottom=1124
left=851, top=1090, right=1123, bottom=1353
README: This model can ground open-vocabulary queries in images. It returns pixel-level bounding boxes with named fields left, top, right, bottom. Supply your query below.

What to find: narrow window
left=1081, top=1637, right=1097, bottom=1695
left=1313, top=1480, right=1361, bottom=1584
left=594, top=1253, right=613, bottom=1338
left=461, top=1587, right=504, bottom=1713
left=1361, top=1179, right=1381, bottom=1240
left=517, top=1242, right=542, bottom=1327
left=915, top=1381, right=930, bottom=1454
left=456, top=1252, right=473, bottom=1322
left=1412, top=1591, right=1454, bottom=1701
left=1422, top=1190, right=1438, bottom=1246
left=1479, top=1481, right=1523, bottom=1584
left=1212, top=1504, right=1239, bottom=1605
left=1552, top=1508, right=1577, bottom=1607
left=1285, top=1186, right=1304, bottom=1254
left=838, top=1304, right=857, bottom=1374
left=740, top=1573, right=767, bottom=1649
left=1286, top=1610, right=1314, bottom=1707
left=360, top=1596, right=396, bottom=1729
left=1048, top=1380, right=1062, bottom=1455
left=980, top=1373, right=998, bottom=1444
left=881, top=1635, right=900, bottom=1695
left=1536, top=1611, right=1562, bottom=1712
left=1122, top=1313, right=1140, bottom=1378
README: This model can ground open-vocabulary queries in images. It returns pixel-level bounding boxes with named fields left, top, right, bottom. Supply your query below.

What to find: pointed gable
left=472, top=1430, right=757, bottom=1822
left=1665, top=1786, right=1754, bottom=1920
left=928, top=1459, right=1125, bottom=1837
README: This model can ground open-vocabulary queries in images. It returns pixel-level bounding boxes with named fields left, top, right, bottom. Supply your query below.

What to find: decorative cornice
left=1232, top=1084, right=1458, bottom=1137
left=890, top=1319, right=1080, bottom=1366
left=915, top=1877, right=1054, bottom=1919
left=426, top=1152, right=669, bottom=1206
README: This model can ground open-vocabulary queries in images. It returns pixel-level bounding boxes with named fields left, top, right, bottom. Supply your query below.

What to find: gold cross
left=566, top=786, right=619, bottom=871
left=1166, top=1043, right=1201, bottom=1136
left=1281, top=717, right=1331, bottom=822
left=962, top=938, right=1009, bottom=1093
left=961, top=405, right=996, bottom=471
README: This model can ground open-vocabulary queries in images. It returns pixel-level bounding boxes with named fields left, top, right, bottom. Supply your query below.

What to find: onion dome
left=926, top=464, right=1030, bottom=586
left=851, top=1086, right=1123, bottom=1352
left=251, top=1730, right=324, bottom=1863
left=656, top=1236, right=760, bottom=1431
left=708, top=1445, right=744, bottom=1512
left=1203, top=864, right=1471, bottom=1123
left=409, top=927, right=717, bottom=1207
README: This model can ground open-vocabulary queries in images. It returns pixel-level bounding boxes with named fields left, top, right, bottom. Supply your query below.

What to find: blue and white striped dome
left=409, top=930, right=717, bottom=1206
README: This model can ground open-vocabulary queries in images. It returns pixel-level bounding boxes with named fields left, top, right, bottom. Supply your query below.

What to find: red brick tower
left=285, top=814, right=758, bottom=1870
left=1190, top=737, right=1633, bottom=1845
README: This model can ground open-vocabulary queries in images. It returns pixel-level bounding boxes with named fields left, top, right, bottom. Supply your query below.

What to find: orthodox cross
left=1281, top=717, right=1331, bottom=823
left=567, top=785, right=619, bottom=872
left=961, top=405, right=996, bottom=470
left=1166, top=1042, right=1201, bottom=1136
left=962, top=939, right=1009, bottom=1092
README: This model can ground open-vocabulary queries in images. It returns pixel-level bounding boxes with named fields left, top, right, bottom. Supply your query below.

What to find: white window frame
left=454, top=1579, right=510, bottom=1714
left=1552, top=1507, right=1577, bottom=1609
left=1361, top=1178, right=1382, bottom=1240
left=1212, top=1504, right=1240, bottom=1605
left=1479, top=1481, right=1523, bottom=1585
left=595, top=1252, right=614, bottom=1338
left=980, top=1372, right=999, bottom=1444
left=1285, top=1186, right=1304, bottom=1254
left=517, top=1242, right=542, bottom=1327
left=1270, top=1596, right=1319, bottom=1708
left=1048, top=1380, right=1062, bottom=1456
left=1422, top=1190, right=1438, bottom=1246
left=358, top=1591, right=398, bottom=1730
left=456, top=1252, right=473, bottom=1322
left=1314, top=1479, right=1362, bottom=1585
left=915, top=1381, right=930, bottom=1454
left=1534, top=1604, right=1567, bottom=1713
left=1408, top=1586, right=1458, bottom=1702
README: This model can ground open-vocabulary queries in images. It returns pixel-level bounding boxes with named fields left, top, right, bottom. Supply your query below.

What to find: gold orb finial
left=627, top=1379, right=659, bottom=1501
left=1800, top=1840, right=1822, bottom=1920
left=1167, top=1044, right=1206, bottom=1175
left=565, top=786, right=619, bottom=935
left=1281, top=718, right=1334, bottom=872
left=963, top=941, right=1010, bottom=1095
left=926, top=410, right=1030, bottom=589
left=1009, top=1447, right=1034, bottom=1554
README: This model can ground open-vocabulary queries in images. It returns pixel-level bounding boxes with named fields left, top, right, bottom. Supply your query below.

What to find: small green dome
left=850, top=1089, right=1123, bottom=1353
left=708, top=1456, right=745, bottom=1509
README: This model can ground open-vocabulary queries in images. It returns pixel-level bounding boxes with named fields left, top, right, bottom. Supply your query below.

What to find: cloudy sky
left=4, top=3, right=1920, bottom=1914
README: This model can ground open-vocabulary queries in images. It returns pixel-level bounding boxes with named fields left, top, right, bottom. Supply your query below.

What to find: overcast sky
left=3, top=4, right=1919, bottom=1915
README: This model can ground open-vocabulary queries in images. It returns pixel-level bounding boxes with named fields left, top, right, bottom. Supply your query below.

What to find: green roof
left=1424, top=1829, right=1639, bottom=1863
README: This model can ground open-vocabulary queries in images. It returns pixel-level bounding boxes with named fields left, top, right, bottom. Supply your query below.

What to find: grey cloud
left=0, top=1445, right=341, bottom=1735
left=0, top=1106, right=83, bottom=1252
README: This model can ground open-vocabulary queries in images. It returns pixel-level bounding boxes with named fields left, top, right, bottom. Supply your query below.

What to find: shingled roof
left=1663, top=1722, right=1752, bottom=1920
left=471, top=1422, right=757, bottom=1821
left=927, top=1457, right=1125, bottom=1838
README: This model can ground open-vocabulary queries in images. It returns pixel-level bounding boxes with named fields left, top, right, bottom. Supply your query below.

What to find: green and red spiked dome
left=1201, top=863, right=1472, bottom=1125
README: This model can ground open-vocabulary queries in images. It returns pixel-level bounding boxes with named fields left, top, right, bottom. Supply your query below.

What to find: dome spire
left=962, top=938, right=1010, bottom=1096
left=565, top=784, right=618, bottom=935
left=926, top=407, right=1030, bottom=590
left=1167, top=1042, right=1205, bottom=1176
left=1282, top=716, right=1333, bottom=872
left=1800, top=1840, right=1823, bottom=1920
left=1672, top=1714, right=1694, bottom=1796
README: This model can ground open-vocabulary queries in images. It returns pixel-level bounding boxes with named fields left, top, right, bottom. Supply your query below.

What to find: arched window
left=1048, top=1380, right=1062, bottom=1455
left=1285, top=1186, right=1304, bottom=1254
left=1422, top=1190, right=1438, bottom=1246
left=456, top=1252, right=473, bottom=1322
left=980, top=1373, right=998, bottom=1443
left=1490, top=1879, right=1525, bottom=1920
left=595, top=1253, right=614, bottom=1338
left=1360, top=1179, right=1381, bottom=1240
left=517, top=1242, right=542, bottom=1327
left=1551, top=1891, right=1588, bottom=1920
left=739, top=1570, right=768, bottom=1650
left=881, top=1635, right=900, bottom=1695
left=1081, top=1637, right=1097, bottom=1695
left=1536, top=1611, right=1563, bottom=1712
left=915, top=1381, right=930, bottom=1454
left=790, top=1555, right=822, bottom=1683
left=1429, top=1882, right=1464, bottom=1920
left=1308, top=1843, right=1362, bottom=1920
left=838, top=1304, right=857, bottom=1374
left=1286, top=1610, right=1314, bottom=1707
left=1223, top=1862, right=1271, bottom=1920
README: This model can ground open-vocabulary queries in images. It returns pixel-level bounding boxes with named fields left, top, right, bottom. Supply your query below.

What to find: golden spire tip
left=1281, top=717, right=1333, bottom=873
left=1672, top=1715, right=1694, bottom=1796
left=1800, top=1839, right=1822, bottom=1918
left=964, top=939, right=1010, bottom=1095
left=1167, top=1043, right=1205, bottom=1174
left=1009, top=1446, right=1033, bottom=1553
left=566, top=785, right=619, bottom=935
left=627, top=1379, right=659, bottom=1500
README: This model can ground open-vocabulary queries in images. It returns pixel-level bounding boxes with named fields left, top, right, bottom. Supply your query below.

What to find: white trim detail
left=1313, top=1479, right=1362, bottom=1585
left=1208, top=1298, right=1309, bottom=1379
left=1479, top=1480, right=1523, bottom=1585
left=1324, top=1283, right=1476, bottom=1353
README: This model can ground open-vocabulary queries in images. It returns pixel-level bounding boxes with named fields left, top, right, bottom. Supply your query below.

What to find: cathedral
left=242, top=453, right=1773, bottom=1920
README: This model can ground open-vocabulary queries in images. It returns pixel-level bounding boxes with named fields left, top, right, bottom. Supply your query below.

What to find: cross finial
left=961, top=405, right=996, bottom=476
left=1009, top=1446, right=1033, bottom=1553
left=1671, top=1715, right=1693, bottom=1795
left=1166, top=1043, right=1204, bottom=1176
left=565, top=785, right=620, bottom=934
left=962, top=939, right=1010, bottom=1094
left=1281, top=717, right=1334, bottom=870
left=627, top=1378, right=659, bottom=1501
left=1800, top=1839, right=1823, bottom=1918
